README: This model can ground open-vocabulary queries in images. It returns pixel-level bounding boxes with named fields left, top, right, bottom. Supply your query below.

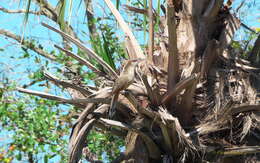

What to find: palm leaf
left=101, top=33, right=116, bottom=70
left=57, top=0, right=67, bottom=31
left=88, top=29, right=116, bottom=71
left=116, top=0, right=120, bottom=10
left=23, top=0, right=32, bottom=28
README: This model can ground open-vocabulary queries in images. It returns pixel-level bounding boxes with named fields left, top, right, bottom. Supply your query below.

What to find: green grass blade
left=57, top=0, right=67, bottom=31
left=23, top=0, right=31, bottom=28
left=101, top=33, right=116, bottom=70
left=116, top=0, right=120, bottom=10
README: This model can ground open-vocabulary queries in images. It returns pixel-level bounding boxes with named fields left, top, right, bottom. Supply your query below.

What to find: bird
left=109, top=58, right=143, bottom=118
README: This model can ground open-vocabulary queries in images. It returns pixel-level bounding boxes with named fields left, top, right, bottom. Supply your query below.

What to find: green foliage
left=87, top=131, right=124, bottom=161
left=0, top=85, right=69, bottom=162
left=23, top=0, right=31, bottom=28
left=28, top=69, right=44, bottom=80
left=2, top=0, right=259, bottom=162
left=90, top=19, right=126, bottom=70
left=231, top=31, right=258, bottom=59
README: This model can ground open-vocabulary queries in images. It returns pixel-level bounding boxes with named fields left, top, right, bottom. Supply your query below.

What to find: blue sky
left=0, top=0, right=259, bottom=162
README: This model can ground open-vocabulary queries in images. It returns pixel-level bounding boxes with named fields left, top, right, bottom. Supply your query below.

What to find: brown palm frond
left=41, top=22, right=118, bottom=79
left=54, top=45, right=106, bottom=77
left=43, top=71, right=92, bottom=96
left=14, top=0, right=260, bottom=162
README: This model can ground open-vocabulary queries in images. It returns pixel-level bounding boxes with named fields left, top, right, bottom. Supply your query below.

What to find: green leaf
left=23, top=0, right=31, bottom=28
left=44, top=155, right=49, bottom=163
left=116, top=0, right=120, bottom=10
left=16, top=153, right=22, bottom=161
left=57, top=0, right=67, bottom=31
left=101, top=33, right=116, bottom=70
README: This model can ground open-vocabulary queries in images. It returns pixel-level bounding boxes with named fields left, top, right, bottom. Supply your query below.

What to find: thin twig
left=35, top=0, right=57, bottom=18
left=0, top=7, right=41, bottom=14
left=236, top=0, right=246, bottom=12
left=241, top=23, right=257, bottom=33
left=0, top=29, right=56, bottom=60
left=17, top=87, right=108, bottom=106
left=124, top=5, right=148, bottom=15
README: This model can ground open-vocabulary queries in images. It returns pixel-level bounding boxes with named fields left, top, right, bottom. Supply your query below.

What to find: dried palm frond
left=16, top=1, right=260, bottom=162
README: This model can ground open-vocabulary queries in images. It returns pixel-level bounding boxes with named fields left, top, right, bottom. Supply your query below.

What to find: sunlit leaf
left=57, top=0, right=67, bottom=31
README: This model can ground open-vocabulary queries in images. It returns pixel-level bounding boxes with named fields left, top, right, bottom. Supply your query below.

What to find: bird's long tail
left=109, top=93, right=119, bottom=118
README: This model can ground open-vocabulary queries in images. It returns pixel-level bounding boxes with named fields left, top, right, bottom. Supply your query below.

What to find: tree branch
left=35, top=0, right=78, bottom=40
left=54, top=45, right=106, bottom=77
left=0, top=29, right=56, bottom=60
left=17, top=87, right=108, bottom=106
left=42, top=23, right=118, bottom=79
left=0, top=7, right=41, bottom=15
left=43, top=70, right=91, bottom=96
left=0, top=3, right=57, bottom=23
left=236, top=0, right=246, bottom=12
left=241, top=23, right=257, bottom=33
left=17, top=87, right=79, bottom=104
left=35, top=0, right=58, bottom=21
left=123, top=5, right=148, bottom=15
